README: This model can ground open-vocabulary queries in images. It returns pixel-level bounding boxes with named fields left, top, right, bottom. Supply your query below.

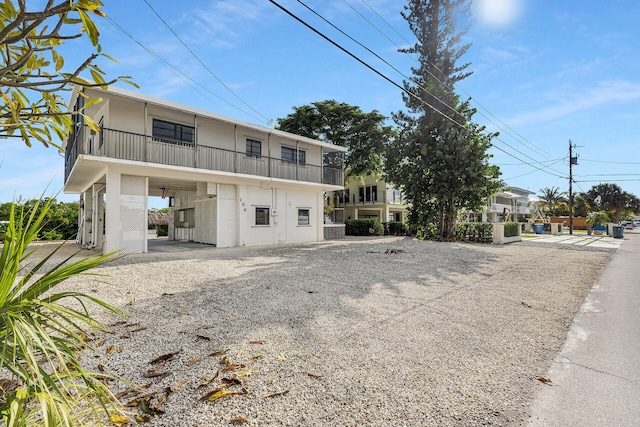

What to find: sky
left=2, top=0, right=640, bottom=209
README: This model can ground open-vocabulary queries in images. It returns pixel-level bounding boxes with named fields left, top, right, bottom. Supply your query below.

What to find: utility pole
left=569, top=140, right=578, bottom=235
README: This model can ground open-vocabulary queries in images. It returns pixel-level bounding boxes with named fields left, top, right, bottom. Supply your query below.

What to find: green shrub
left=388, top=221, right=407, bottom=235
left=504, top=222, right=519, bottom=238
left=346, top=218, right=383, bottom=236
left=454, top=222, right=494, bottom=243
left=157, top=224, right=169, bottom=236
left=40, top=229, right=64, bottom=240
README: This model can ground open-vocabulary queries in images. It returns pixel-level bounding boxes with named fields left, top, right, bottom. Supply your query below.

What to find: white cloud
left=507, top=80, right=640, bottom=126
left=180, top=0, right=272, bottom=48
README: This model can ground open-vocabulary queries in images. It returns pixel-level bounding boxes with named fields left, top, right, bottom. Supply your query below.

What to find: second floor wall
left=64, top=87, right=345, bottom=187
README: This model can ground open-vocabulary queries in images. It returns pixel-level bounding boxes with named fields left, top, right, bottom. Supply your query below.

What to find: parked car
left=621, top=221, right=634, bottom=230
left=634, top=220, right=640, bottom=227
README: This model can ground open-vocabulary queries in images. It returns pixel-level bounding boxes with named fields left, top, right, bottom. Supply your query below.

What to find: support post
left=569, top=140, right=578, bottom=235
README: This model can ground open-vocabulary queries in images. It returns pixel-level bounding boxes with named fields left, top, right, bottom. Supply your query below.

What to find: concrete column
left=144, top=177, right=149, bottom=253
left=81, top=190, right=93, bottom=246
left=95, top=186, right=104, bottom=250
left=317, top=192, right=324, bottom=241
left=104, top=168, right=121, bottom=253
left=354, top=208, right=359, bottom=219
left=237, top=184, right=247, bottom=246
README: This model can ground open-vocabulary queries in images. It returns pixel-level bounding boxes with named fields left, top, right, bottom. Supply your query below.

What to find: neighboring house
left=63, top=86, right=345, bottom=253
left=327, top=174, right=407, bottom=224
left=480, top=186, right=537, bottom=222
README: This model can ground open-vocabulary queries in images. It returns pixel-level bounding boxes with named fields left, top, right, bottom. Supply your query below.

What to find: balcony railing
left=65, top=127, right=344, bottom=186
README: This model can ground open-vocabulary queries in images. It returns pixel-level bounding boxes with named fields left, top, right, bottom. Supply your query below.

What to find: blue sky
left=2, top=0, right=640, bottom=208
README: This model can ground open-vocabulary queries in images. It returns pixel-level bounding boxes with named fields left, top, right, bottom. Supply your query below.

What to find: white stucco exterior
left=63, top=86, right=345, bottom=253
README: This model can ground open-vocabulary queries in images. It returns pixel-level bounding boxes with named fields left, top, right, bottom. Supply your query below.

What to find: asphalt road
left=528, top=230, right=640, bottom=426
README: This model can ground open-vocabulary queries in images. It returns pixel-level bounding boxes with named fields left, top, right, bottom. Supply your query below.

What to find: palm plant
left=538, top=186, right=567, bottom=216
left=0, top=198, right=123, bottom=426
left=586, top=211, right=611, bottom=235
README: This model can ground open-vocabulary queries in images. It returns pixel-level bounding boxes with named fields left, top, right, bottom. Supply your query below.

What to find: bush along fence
left=386, top=221, right=408, bottom=236
left=345, top=218, right=384, bottom=236
left=347, top=219, right=522, bottom=244
left=454, top=222, right=494, bottom=243
left=454, top=222, right=523, bottom=244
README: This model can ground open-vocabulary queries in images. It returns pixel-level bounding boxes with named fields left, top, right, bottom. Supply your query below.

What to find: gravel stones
left=44, top=236, right=611, bottom=426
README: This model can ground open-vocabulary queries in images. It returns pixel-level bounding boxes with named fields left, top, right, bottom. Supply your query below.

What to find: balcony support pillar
left=193, top=114, right=198, bottom=168
left=144, top=102, right=148, bottom=162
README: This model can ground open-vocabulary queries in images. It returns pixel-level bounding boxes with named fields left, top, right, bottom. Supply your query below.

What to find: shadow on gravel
left=74, top=236, right=611, bottom=426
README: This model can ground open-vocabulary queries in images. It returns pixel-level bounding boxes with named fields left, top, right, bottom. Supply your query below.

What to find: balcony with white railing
left=65, top=127, right=344, bottom=187
left=489, top=203, right=513, bottom=213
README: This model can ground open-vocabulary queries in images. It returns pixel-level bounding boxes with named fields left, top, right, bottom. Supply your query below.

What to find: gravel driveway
left=47, top=236, right=611, bottom=426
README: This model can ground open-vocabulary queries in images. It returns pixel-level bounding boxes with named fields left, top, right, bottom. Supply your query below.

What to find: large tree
left=0, top=0, right=135, bottom=149
left=385, top=0, right=501, bottom=240
left=277, top=100, right=393, bottom=179
left=582, top=183, right=640, bottom=221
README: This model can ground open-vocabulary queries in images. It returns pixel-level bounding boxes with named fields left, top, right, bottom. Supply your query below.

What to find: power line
left=581, top=158, right=640, bottom=165
left=502, top=158, right=565, bottom=180
left=575, top=179, right=640, bottom=183
left=269, top=0, right=566, bottom=179
left=578, top=173, right=640, bottom=177
left=104, top=17, right=267, bottom=123
left=359, top=0, right=412, bottom=46
left=498, top=157, right=566, bottom=166
left=350, top=0, right=551, bottom=158
left=142, top=0, right=270, bottom=123
left=284, top=0, right=564, bottom=177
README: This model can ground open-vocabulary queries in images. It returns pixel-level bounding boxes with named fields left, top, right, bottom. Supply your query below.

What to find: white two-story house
left=327, top=174, right=407, bottom=224
left=481, top=186, right=537, bottom=222
left=63, top=86, right=345, bottom=253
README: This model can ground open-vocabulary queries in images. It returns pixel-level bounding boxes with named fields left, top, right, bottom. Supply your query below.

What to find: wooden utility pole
left=569, top=140, right=578, bottom=235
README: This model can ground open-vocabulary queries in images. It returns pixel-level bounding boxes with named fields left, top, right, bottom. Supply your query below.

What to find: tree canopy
left=581, top=183, right=640, bottom=221
left=277, top=100, right=393, bottom=179
left=0, top=0, right=135, bottom=149
left=385, top=0, right=501, bottom=240
left=0, top=198, right=79, bottom=240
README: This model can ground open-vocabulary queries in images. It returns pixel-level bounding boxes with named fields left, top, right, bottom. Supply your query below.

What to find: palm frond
left=0, top=198, right=125, bottom=426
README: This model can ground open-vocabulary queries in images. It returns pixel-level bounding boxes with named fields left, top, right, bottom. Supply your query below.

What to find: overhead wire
left=142, top=0, right=271, bottom=123
left=497, top=157, right=566, bottom=166
left=575, top=179, right=640, bottom=183
left=580, top=158, right=640, bottom=165
left=104, top=16, right=267, bottom=123
left=276, top=0, right=565, bottom=178
left=502, top=158, right=565, bottom=181
left=351, top=0, right=552, bottom=158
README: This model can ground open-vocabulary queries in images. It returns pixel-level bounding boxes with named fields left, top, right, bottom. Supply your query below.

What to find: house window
left=255, top=207, right=270, bottom=225
left=281, top=146, right=306, bottom=165
left=247, top=139, right=261, bottom=158
left=152, top=119, right=194, bottom=144
left=298, top=209, right=310, bottom=225
left=359, top=185, right=378, bottom=202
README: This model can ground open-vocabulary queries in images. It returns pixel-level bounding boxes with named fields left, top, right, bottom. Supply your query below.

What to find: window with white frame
left=255, top=207, right=270, bottom=225
left=298, top=209, right=310, bottom=225
left=246, top=138, right=261, bottom=158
